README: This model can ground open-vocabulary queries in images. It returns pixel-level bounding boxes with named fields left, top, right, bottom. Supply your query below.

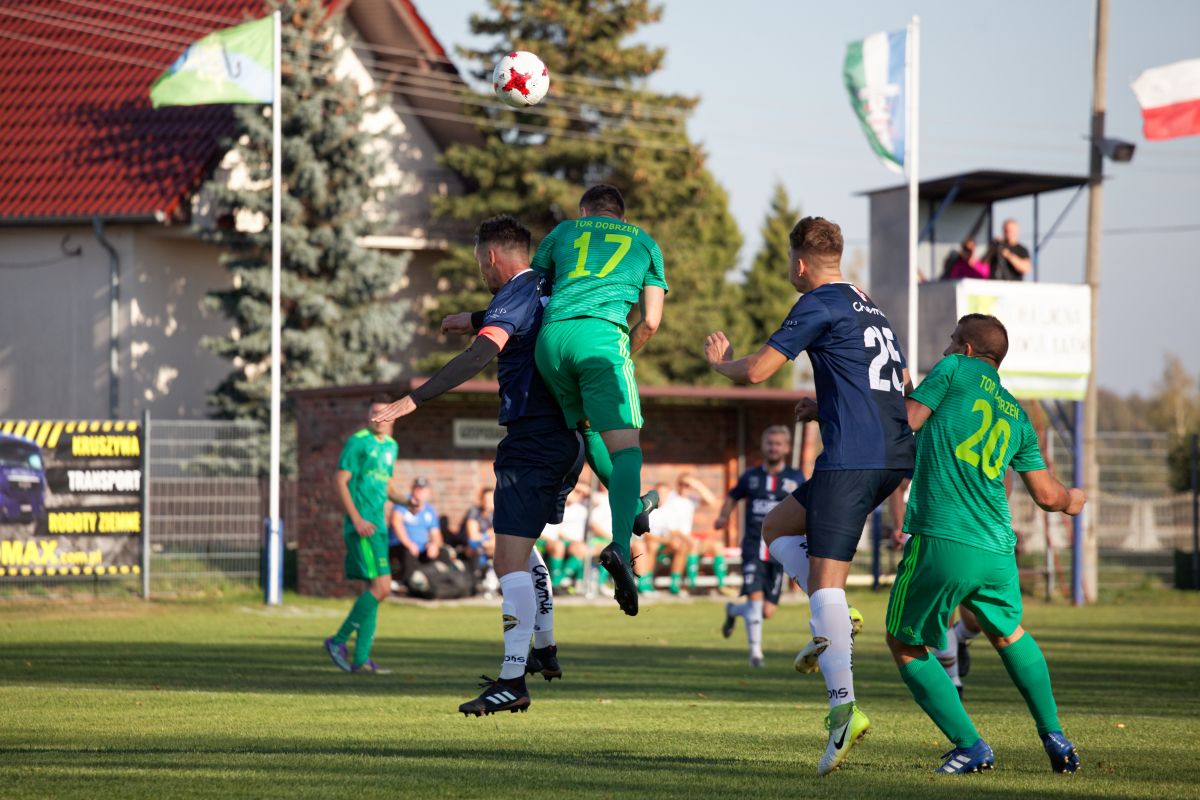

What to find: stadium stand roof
left=0, top=0, right=469, bottom=225
left=860, top=169, right=1090, bottom=204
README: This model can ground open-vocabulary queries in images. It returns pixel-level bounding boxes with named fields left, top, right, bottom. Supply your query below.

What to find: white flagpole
left=266, top=8, right=283, bottom=606
left=905, top=16, right=921, bottom=385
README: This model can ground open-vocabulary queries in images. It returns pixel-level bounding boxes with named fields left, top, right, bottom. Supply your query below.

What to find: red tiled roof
left=0, top=1, right=267, bottom=223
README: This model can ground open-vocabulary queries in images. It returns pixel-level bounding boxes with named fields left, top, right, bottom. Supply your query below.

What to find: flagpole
left=905, top=16, right=920, bottom=385
left=266, top=8, right=283, bottom=607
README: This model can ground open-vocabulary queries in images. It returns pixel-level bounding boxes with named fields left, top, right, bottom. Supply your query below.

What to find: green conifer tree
left=424, top=0, right=741, bottom=385
left=199, top=0, right=412, bottom=469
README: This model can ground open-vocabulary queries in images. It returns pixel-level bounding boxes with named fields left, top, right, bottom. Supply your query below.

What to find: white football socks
left=498, top=571, right=535, bottom=680
left=810, top=587, right=855, bottom=708
left=529, top=548, right=555, bottom=649
left=954, top=618, right=981, bottom=643
left=935, top=624, right=962, bottom=687
left=747, top=599, right=765, bottom=659
left=767, top=535, right=810, bottom=594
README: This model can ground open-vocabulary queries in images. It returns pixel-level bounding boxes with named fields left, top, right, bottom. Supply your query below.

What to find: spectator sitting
left=634, top=481, right=674, bottom=593
left=458, top=487, right=495, bottom=568
left=542, top=486, right=591, bottom=589
left=390, top=477, right=445, bottom=591
left=947, top=238, right=989, bottom=280
left=659, top=472, right=720, bottom=595
left=984, top=218, right=1033, bottom=281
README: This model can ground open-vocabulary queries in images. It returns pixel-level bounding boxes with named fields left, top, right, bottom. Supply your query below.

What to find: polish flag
left=1131, top=58, right=1200, bottom=141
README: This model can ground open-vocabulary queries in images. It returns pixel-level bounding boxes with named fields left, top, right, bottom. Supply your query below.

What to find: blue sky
left=418, top=0, right=1200, bottom=394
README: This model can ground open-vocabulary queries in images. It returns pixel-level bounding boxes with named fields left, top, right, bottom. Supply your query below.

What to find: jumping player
left=531, top=184, right=667, bottom=616
left=705, top=216, right=914, bottom=775
left=715, top=425, right=806, bottom=668
left=886, top=314, right=1083, bottom=774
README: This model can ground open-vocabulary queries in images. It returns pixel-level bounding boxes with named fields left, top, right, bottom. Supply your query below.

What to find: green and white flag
left=150, top=16, right=274, bottom=107
left=844, top=30, right=907, bottom=173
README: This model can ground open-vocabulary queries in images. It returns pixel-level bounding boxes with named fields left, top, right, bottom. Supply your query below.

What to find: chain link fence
left=147, top=420, right=263, bottom=596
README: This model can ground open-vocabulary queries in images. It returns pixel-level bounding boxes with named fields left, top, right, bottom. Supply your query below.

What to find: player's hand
left=353, top=518, right=376, bottom=538
left=794, top=397, right=819, bottom=422
left=441, top=312, right=475, bottom=335
left=704, top=331, right=733, bottom=366
left=713, top=515, right=727, bottom=530
left=425, top=543, right=440, bottom=560
left=890, top=527, right=907, bottom=550
left=1064, top=488, right=1086, bottom=517
left=372, top=396, right=417, bottom=423
left=406, top=543, right=420, bottom=558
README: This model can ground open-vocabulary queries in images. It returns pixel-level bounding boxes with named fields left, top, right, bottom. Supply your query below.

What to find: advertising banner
left=0, top=420, right=143, bottom=579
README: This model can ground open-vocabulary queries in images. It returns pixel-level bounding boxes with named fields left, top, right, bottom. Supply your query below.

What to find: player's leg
left=885, top=534, right=990, bottom=773
left=327, top=530, right=385, bottom=672
left=526, top=546, right=562, bottom=681
left=806, top=470, right=905, bottom=776
left=935, top=610, right=963, bottom=697
left=762, top=496, right=810, bottom=593
left=955, top=604, right=982, bottom=678
left=966, top=561, right=1079, bottom=773
left=350, top=571, right=391, bottom=673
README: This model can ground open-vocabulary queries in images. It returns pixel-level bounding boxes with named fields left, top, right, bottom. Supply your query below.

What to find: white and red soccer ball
left=492, top=51, right=550, bottom=108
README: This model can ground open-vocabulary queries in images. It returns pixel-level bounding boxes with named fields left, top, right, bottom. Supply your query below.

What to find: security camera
left=1098, top=137, right=1136, bottom=163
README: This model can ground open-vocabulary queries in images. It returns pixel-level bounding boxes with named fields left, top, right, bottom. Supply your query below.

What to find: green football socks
left=685, top=554, right=700, bottom=587
left=998, top=633, right=1061, bottom=736
left=713, top=554, right=727, bottom=588
left=333, top=590, right=377, bottom=646
left=608, top=446, right=643, bottom=557
left=898, top=651, right=980, bottom=748
left=549, top=555, right=565, bottom=584
left=581, top=427, right=613, bottom=486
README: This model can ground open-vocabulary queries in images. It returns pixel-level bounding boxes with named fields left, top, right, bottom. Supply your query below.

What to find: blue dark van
left=0, top=433, right=47, bottom=525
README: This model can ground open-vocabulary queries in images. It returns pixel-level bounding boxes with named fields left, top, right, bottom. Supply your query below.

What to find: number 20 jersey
left=767, top=283, right=914, bottom=472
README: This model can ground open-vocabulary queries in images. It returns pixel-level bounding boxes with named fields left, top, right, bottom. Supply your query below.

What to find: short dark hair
left=368, top=393, right=392, bottom=406
left=788, top=216, right=843, bottom=269
left=475, top=214, right=532, bottom=253
left=579, top=184, right=625, bottom=217
left=957, top=314, right=1009, bottom=365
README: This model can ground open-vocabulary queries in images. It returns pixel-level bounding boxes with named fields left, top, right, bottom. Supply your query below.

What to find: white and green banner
left=844, top=29, right=907, bottom=173
left=150, top=15, right=274, bottom=107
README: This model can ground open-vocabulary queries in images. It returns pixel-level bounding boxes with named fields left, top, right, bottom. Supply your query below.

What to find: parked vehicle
left=0, top=433, right=47, bottom=527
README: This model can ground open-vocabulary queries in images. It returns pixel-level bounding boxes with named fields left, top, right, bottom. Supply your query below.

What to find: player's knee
left=763, top=604, right=777, bottom=620
left=986, top=625, right=1024, bottom=650
left=885, top=632, right=924, bottom=664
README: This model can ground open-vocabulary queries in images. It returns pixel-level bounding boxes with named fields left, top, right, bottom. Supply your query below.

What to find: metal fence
left=147, top=420, right=263, bottom=595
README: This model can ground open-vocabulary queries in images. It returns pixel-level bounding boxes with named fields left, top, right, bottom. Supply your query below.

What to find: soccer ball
left=492, top=50, right=549, bottom=108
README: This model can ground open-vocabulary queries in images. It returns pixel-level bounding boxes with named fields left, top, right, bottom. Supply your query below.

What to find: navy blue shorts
left=791, top=468, right=907, bottom=562
left=492, top=422, right=584, bottom=539
left=741, top=556, right=785, bottom=605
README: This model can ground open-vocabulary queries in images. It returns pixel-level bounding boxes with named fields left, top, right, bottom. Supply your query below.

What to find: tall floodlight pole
left=906, top=16, right=921, bottom=383
left=1079, top=0, right=1108, bottom=605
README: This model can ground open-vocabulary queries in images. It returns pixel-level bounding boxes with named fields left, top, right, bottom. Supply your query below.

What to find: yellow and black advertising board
left=0, top=420, right=143, bottom=579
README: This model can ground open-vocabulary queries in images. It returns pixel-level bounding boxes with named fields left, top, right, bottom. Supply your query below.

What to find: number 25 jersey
left=767, top=283, right=914, bottom=472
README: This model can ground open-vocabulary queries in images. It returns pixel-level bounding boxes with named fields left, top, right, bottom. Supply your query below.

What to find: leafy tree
left=199, top=0, right=413, bottom=470
left=424, top=0, right=742, bottom=385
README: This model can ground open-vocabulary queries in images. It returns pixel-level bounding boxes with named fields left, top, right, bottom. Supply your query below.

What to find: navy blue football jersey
left=767, top=283, right=915, bottom=471
left=728, top=465, right=806, bottom=562
left=480, top=270, right=563, bottom=426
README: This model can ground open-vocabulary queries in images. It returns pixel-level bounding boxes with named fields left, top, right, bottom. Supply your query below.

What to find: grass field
left=2, top=589, right=1199, bottom=799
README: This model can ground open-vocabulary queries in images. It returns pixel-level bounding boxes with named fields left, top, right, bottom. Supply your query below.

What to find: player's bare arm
left=704, top=331, right=789, bottom=385
left=1019, top=470, right=1086, bottom=516
left=713, top=494, right=737, bottom=529
left=794, top=397, right=819, bottom=422
left=628, top=285, right=664, bottom=353
left=336, top=469, right=374, bottom=537
left=905, top=396, right=934, bottom=431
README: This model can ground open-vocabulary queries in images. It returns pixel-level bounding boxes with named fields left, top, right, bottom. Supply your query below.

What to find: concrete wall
left=0, top=224, right=231, bottom=419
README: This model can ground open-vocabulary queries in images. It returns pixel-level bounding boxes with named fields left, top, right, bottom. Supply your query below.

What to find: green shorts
left=885, top=533, right=1022, bottom=651
left=343, top=527, right=390, bottom=581
left=535, top=317, right=643, bottom=432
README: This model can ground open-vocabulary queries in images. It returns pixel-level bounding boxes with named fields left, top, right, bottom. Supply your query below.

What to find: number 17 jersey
left=767, top=283, right=914, bottom=472
left=531, top=216, right=668, bottom=328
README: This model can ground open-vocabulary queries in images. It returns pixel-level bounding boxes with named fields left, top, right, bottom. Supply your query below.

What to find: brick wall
left=293, top=382, right=812, bottom=597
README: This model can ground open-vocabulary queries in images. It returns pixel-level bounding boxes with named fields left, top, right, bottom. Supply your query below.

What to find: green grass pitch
left=1, top=589, right=1198, bottom=799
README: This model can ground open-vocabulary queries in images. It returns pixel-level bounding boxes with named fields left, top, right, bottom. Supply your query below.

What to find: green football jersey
left=337, top=429, right=398, bottom=536
left=904, top=354, right=1046, bottom=555
left=531, top=216, right=668, bottom=327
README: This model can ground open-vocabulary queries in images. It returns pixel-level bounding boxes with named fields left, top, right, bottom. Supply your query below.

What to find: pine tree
left=424, top=0, right=742, bottom=385
left=199, top=0, right=413, bottom=469
left=737, top=183, right=801, bottom=388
